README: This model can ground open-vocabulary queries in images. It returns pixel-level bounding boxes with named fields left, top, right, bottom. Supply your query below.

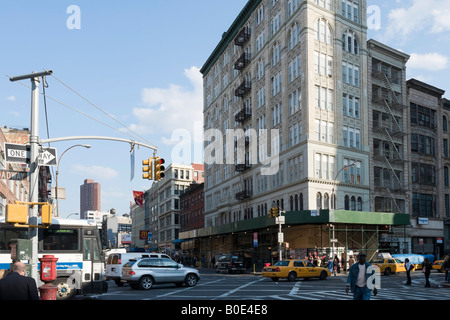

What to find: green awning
left=180, top=209, right=410, bottom=240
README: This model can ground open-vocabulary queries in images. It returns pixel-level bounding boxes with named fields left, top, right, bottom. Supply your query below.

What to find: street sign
left=4, top=143, right=57, bottom=166
left=5, top=143, right=29, bottom=164
left=0, top=170, right=27, bottom=180
left=278, top=232, right=284, bottom=243
left=38, top=147, right=57, bottom=166
left=276, top=216, right=285, bottom=224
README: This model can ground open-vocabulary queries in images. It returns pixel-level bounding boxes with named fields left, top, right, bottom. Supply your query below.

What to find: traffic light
left=6, top=204, right=28, bottom=224
left=153, top=157, right=165, bottom=181
left=41, top=203, right=52, bottom=225
left=269, top=207, right=279, bottom=218
left=142, top=157, right=154, bottom=180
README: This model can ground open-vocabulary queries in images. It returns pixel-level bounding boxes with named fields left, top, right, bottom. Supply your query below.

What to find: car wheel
left=271, top=277, right=279, bottom=282
left=185, top=273, right=199, bottom=287
left=287, top=271, right=297, bottom=282
left=139, top=276, right=154, bottom=290
left=384, top=268, right=391, bottom=276
left=320, top=270, right=328, bottom=280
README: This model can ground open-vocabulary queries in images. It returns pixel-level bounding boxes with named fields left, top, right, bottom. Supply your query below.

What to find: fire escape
left=373, top=70, right=407, bottom=213
left=233, top=26, right=252, bottom=202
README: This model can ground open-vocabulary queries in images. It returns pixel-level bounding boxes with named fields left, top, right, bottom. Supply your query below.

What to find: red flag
left=133, top=190, right=144, bottom=207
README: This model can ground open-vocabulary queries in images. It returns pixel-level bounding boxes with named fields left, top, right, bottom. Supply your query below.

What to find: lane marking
left=214, top=278, right=265, bottom=299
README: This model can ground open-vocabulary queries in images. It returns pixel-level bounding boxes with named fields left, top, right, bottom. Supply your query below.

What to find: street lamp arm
left=40, top=136, right=158, bottom=154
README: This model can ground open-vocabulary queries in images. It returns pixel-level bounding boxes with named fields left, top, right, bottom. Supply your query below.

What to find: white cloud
left=7, top=96, right=16, bottom=101
left=385, top=0, right=450, bottom=39
left=71, top=164, right=119, bottom=180
left=407, top=53, right=448, bottom=71
left=129, top=66, right=203, bottom=139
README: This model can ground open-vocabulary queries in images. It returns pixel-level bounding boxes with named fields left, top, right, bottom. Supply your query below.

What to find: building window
left=342, top=0, right=359, bottom=23
left=342, top=30, right=359, bottom=55
left=316, top=192, right=322, bottom=209
left=315, top=18, right=333, bottom=45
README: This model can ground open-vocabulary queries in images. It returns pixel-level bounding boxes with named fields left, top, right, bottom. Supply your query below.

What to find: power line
left=9, top=75, right=157, bottom=149
left=44, top=69, right=155, bottom=148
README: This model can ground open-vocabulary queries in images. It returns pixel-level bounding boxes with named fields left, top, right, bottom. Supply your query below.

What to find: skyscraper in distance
left=80, top=179, right=101, bottom=219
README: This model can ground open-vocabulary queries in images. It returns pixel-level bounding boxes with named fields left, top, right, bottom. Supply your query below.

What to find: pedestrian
left=422, top=258, right=432, bottom=288
left=0, top=261, right=39, bottom=300
left=404, top=258, right=412, bottom=285
left=333, top=255, right=340, bottom=275
left=443, top=254, right=450, bottom=283
left=345, top=252, right=378, bottom=300
left=348, top=255, right=354, bottom=270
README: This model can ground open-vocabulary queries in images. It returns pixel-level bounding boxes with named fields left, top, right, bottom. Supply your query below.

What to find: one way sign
left=4, top=143, right=57, bottom=166
left=38, top=147, right=57, bottom=166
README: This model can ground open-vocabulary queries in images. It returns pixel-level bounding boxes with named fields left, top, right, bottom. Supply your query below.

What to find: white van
left=106, top=252, right=171, bottom=286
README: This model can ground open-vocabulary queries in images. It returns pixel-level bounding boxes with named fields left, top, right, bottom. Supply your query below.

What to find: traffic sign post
left=9, top=70, right=53, bottom=283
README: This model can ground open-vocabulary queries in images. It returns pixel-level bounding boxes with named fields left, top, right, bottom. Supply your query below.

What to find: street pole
left=29, top=75, right=41, bottom=281
left=9, top=70, right=53, bottom=282
left=278, top=219, right=282, bottom=261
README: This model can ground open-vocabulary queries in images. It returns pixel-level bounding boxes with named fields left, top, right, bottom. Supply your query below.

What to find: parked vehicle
left=262, top=259, right=330, bottom=281
left=215, top=254, right=246, bottom=274
left=106, top=252, right=171, bottom=286
left=121, top=257, right=200, bottom=290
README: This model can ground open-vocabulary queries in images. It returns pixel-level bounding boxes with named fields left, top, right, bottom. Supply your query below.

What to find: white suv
left=106, top=252, right=171, bottom=286
left=121, top=257, right=200, bottom=290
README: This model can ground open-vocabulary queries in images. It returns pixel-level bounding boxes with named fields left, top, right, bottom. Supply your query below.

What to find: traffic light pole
left=29, top=75, right=40, bottom=281
left=10, top=71, right=53, bottom=281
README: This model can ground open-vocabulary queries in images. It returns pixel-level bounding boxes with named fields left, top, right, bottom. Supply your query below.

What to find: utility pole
left=9, top=70, right=53, bottom=281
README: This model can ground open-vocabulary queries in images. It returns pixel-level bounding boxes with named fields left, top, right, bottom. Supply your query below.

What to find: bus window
left=43, top=229, right=79, bottom=251
left=83, top=239, right=91, bottom=260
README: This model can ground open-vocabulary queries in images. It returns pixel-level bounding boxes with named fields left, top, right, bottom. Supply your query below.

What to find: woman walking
left=422, top=258, right=432, bottom=288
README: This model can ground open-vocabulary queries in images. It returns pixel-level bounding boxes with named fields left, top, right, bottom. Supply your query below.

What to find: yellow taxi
left=262, top=259, right=331, bottom=281
left=370, top=257, right=412, bottom=275
left=432, top=259, right=445, bottom=272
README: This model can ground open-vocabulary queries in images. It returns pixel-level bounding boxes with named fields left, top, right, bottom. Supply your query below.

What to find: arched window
left=344, top=195, right=350, bottom=210
left=317, top=192, right=322, bottom=209
left=331, top=194, right=337, bottom=209
left=357, top=197, right=363, bottom=211
left=300, top=193, right=304, bottom=210
left=315, top=18, right=333, bottom=45
left=342, top=30, right=359, bottom=55
left=295, top=194, right=299, bottom=210
left=351, top=196, right=356, bottom=211
left=288, top=22, right=301, bottom=50
left=290, top=196, right=294, bottom=211
left=272, top=41, right=282, bottom=66
left=324, top=193, right=330, bottom=209
left=444, top=115, right=448, bottom=133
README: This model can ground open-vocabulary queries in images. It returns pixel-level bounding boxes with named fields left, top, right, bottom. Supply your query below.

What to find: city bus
left=0, top=217, right=107, bottom=300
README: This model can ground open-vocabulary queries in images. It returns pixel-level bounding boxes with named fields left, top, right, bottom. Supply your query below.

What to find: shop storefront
left=180, top=209, right=410, bottom=271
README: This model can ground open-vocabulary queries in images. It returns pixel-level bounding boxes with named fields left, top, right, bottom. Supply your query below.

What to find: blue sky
left=1, top=0, right=449, bottom=218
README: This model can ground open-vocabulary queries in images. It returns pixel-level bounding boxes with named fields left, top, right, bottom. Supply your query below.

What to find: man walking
left=0, top=261, right=39, bottom=300
left=345, top=252, right=378, bottom=300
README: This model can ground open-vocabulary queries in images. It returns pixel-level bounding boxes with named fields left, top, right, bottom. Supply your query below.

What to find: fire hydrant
left=38, top=255, right=58, bottom=300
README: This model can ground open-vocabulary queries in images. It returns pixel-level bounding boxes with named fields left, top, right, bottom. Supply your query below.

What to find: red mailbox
left=39, top=255, right=58, bottom=282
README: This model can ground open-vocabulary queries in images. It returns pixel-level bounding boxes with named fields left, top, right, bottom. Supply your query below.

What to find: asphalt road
left=93, top=269, right=450, bottom=301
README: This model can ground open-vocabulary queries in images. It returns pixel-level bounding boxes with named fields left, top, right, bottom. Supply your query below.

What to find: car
left=215, top=254, right=247, bottom=274
left=106, top=252, right=171, bottom=286
left=370, top=257, right=411, bottom=275
left=261, top=259, right=331, bottom=281
left=432, top=259, right=445, bottom=272
left=121, top=257, right=200, bottom=290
